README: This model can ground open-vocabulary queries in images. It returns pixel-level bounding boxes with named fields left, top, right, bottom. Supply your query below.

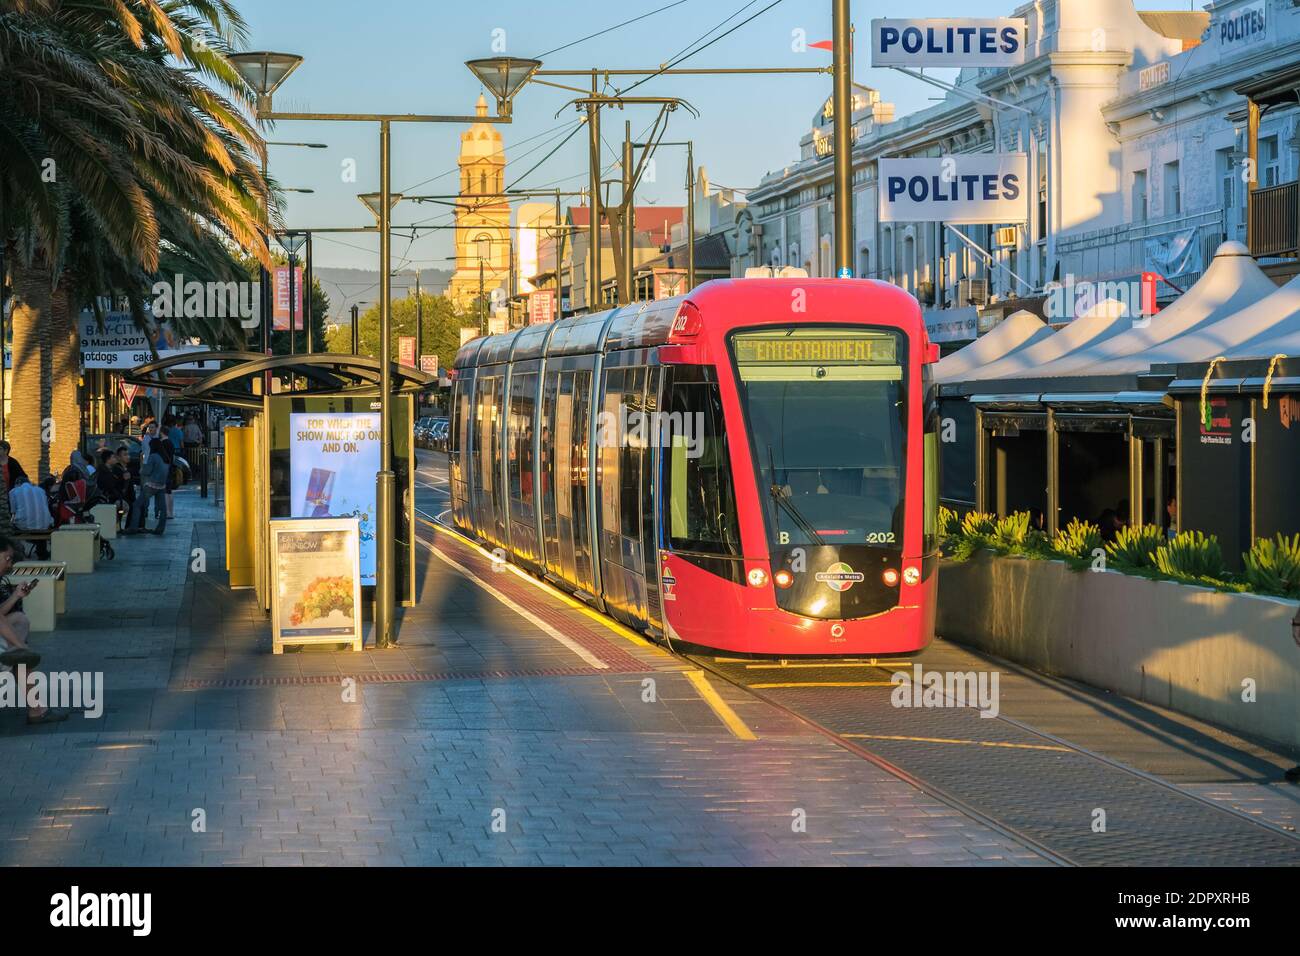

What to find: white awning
left=1029, top=241, right=1279, bottom=376
left=934, top=310, right=1052, bottom=384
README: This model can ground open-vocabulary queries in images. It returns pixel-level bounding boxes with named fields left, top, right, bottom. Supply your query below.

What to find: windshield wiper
left=767, top=445, right=824, bottom=547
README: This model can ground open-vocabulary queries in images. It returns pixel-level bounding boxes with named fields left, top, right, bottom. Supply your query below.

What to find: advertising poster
left=273, top=266, right=305, bottom=331
left=398, top=336, right=416, bottom=367
left=270, top=518, right=362, bottom=653
left=289, top=412, right=380, bottom=584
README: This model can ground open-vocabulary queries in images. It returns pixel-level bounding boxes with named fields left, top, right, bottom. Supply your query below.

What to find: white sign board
left=289, top=412, right=381, bottom=585
left=871, top=18, right=1026, bottom=67
left=879, top=154, right=1029, bottom=224
left=80, top=312, right=208, bottom=370
left=1218, top=1, right=1266, bottom=50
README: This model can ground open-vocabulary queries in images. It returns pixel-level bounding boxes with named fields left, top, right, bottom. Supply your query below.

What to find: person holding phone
left=0, top=537, right=68, bottom=723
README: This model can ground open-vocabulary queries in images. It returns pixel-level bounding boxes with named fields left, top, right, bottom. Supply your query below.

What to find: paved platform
left=0, top=485, right=1047, bottom=866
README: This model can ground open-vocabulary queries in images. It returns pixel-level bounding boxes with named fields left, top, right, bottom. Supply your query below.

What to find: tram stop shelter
left=126, top=351, right=434, bottom=638
left=934, top=241, right=1283, bottom=537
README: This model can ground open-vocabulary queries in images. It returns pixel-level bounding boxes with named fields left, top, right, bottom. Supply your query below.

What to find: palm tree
left=0, top=0, right=272, bottom=476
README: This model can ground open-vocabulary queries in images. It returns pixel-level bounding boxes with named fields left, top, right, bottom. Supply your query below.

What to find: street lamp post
left=229, top=50, right=538, bottom=649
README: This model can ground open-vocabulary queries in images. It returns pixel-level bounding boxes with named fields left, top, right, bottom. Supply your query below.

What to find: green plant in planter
left=1106, top=524, right=1165, bottom=570
left=1053, top=518, right=1103, bottom=561
left=993, top=512, right=1031, bottom=548
left=961, top=511, right=997, bottom=538
left=1242, top=534, right=1300, bottom=598
left=938, top=506, right=959, bottom=538
left=1153, top=531, right=1226, bottom=583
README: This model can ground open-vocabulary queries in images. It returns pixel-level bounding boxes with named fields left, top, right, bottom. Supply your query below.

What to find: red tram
left=449, top=277, right=940, bottom=656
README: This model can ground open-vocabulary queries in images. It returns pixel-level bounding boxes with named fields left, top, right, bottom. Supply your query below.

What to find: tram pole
left=832, top=0, right=854, bottom=277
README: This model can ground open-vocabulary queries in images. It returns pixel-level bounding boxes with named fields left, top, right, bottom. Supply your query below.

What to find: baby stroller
left=56, top=478, right=115, bottom=561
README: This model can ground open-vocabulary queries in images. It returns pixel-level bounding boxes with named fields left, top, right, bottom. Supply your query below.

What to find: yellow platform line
left=416, top=515, right=670, bottom=658
left=684, top=670, right=757, bottom=740
left=841, top=733, right=1071, bottom=753
left=748, top=681, right=897, bottom=689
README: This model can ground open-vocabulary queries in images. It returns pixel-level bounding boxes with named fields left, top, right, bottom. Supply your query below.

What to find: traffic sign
left=119, top=379, right=140, bottom=406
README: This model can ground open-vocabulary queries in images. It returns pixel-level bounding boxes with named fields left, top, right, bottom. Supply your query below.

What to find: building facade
left=446, top=95, right=511, bottom=311
left=747, top=0, right=1300, bottom=344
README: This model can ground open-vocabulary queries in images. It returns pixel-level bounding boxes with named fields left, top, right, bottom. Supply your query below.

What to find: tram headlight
left=902, top=565, right=921, bottom=586
left=747, top=567, right=769, bottom=588
left=773, top=569, right=794, bottom=589
left=882, top=568, right=900, bottom=587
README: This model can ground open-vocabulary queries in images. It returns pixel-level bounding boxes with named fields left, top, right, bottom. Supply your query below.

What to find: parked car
left=414, top=416, right=437, bottom=448
left=430, top=419, right=450, bottom=452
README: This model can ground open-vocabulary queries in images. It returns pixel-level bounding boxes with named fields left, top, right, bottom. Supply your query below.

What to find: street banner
left=528, top=290, right=556, bottom=324
left=879, top=154, right=1028, bottom=224
left=653, top=269, right=688, bottom=300
left=419, top=354, right=439, bottom=376
left=398, top=336, right=416, bottom=367
left=272, top=266, right=304, bottom=332
left=269, top=518, right=362, bottom=654
left=80, top=312, right=208, bottom=370
left=871, top=18, right=1027, bottom=67
left=288, top=412, right=381, bottom=585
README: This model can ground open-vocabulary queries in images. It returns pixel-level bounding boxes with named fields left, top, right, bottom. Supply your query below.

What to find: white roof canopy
left=934, top=310, right=1052, bottom=384
left=959, top=299, right=1132, bottom=382
left=936, top=242, right=1295, bottom=388
left=1030, top=242, right=1279, bottom=376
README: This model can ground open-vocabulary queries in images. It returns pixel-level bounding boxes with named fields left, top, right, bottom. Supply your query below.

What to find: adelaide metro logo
left=815, top=562, right=865, bottom=592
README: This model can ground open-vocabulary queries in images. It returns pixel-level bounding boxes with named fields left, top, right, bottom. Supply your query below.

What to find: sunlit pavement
left=0, top=477, right=1047, bottom=866
left=0, top=456, right=1294, bottom=866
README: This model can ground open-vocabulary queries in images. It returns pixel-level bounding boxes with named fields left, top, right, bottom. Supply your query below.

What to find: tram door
left=543, top=365, right=595, bottom=597
left=598, top=364, right=649, bottom=628
left=641, top=368, right=663, bottom=633
left=473, top=372, right=506, bottom=548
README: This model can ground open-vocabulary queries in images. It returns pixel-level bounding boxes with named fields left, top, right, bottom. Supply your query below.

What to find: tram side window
left=453, top=381, right=471, bottom=457
left=508, top=373, right=537, bottom=505
left=664, top=377, right=740, bottom=556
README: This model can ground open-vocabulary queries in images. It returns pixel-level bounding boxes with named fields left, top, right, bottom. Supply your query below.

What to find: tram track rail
left=414, top=503, right=1300, bottom=867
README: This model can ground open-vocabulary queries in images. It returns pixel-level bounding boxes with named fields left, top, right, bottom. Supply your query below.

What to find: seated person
left=0, top=536, right=68, bottom=724
left=9, top=476, right=53, bottom=559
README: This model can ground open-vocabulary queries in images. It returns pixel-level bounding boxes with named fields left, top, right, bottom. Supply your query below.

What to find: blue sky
left=242, top=0, right=1191, bottom=274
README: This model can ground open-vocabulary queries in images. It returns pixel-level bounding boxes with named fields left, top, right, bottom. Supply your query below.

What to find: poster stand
left=270, top=517, right=364, bottom=654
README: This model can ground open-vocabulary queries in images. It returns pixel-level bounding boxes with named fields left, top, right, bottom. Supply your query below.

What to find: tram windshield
left=731, top=327, right=906, bottom=549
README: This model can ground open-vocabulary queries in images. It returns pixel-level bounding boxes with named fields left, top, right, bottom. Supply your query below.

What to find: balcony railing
left=1248, top=181, right=1298, bottom=258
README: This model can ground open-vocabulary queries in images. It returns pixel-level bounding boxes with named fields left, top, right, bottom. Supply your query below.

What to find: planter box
left=938, top=553, right=1300, bottom=750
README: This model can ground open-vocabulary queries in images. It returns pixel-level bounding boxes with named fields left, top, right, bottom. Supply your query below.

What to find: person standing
left=124, top=445, right=168, bottom=536
left=182, top=415, right=202, bottom=465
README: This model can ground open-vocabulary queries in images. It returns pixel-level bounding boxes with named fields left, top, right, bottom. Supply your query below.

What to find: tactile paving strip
left=175, top=666, right=619, bottom=690
left=702, top=660, right=1300, bottom=867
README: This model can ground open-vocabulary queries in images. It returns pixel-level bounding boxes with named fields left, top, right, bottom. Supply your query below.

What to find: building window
left=1163, top=161, right=1180, bottom=216
left=1037, top=147, right=1048, bottom=239
left=1132, top=169, right=1148, bottom=222
left=1261, top=136, right=1280, bottom=188
left=1217, top=148, right=1235, bottom=210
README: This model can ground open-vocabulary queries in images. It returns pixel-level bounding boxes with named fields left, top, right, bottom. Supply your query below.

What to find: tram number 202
left=865, top=532, right=897, bottom=544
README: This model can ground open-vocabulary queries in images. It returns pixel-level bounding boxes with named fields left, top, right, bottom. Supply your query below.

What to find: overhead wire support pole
left=832, top=0, right=853, bottom=277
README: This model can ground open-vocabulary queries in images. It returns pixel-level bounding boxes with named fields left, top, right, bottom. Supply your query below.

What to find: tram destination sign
left=734, top=336, right=897, bottom=366
left=871, top=18, right=1027, bottom=67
